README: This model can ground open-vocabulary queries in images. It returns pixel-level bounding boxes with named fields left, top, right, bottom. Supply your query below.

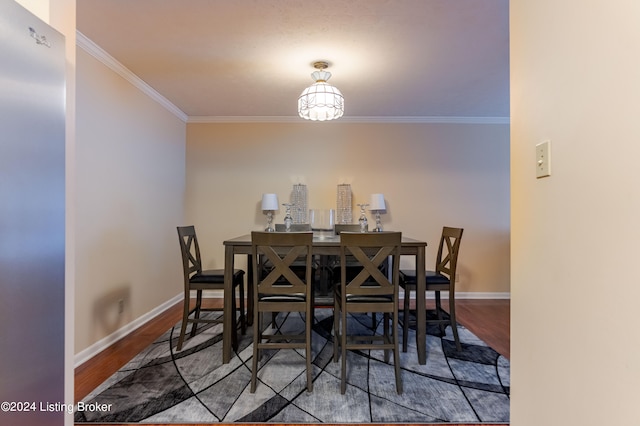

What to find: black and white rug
left=75, top=309, right=509, bottom=423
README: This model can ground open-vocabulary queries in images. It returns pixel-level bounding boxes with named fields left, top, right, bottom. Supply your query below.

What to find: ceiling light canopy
left=298, top=61, right=344, bottom=121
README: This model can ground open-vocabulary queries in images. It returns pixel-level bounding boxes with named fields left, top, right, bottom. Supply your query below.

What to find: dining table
left=222, top=232, right=428, bottom=364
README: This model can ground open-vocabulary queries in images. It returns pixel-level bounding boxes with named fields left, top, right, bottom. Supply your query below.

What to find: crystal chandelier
left=298, top=61, right=344, bottom=121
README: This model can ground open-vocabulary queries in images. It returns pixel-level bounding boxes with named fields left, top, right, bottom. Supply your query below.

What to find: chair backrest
left=340, top=232, right=401, bottom=297
left=274, top=223, right=312, bottom=232
left=260, top=224, right=313, bottom=277
left=251, top=231, right=314, bottom=296
left=335, top=224, right=361, bottom=234
left=177, top=225, right=202, bottom=280
left=435, top=227, right=464, bottom=280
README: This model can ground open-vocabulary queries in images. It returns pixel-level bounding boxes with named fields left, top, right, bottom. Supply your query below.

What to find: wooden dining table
left=222, top=233, right=428, bottom=364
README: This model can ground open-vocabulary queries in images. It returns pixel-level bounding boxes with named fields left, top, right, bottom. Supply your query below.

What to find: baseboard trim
left=452, top=292, right=510, bottom=299
left=399, top=290, right=510, bottom=300
left=74, top=293, right=182, bottom=368
left=200, top=291, right=511, bottom=300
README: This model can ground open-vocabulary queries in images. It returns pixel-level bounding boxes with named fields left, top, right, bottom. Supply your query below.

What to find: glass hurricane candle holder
left=309, top=208, right=335, bottom=240
left=357, top=203, right=369, bottom=233
left=283, top=203, right=293, bottom=231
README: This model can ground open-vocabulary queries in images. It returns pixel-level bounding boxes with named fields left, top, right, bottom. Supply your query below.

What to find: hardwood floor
left=453, top=299, right=510, bottom=360
left=75, top=298, right=510, bottom=425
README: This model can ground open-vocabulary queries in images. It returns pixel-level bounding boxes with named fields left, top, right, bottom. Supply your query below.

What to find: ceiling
left=76, top=0, right=509, bottom=121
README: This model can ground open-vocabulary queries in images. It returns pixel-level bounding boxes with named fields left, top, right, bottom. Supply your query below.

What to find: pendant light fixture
left=298, top=61, right=344, bottom=121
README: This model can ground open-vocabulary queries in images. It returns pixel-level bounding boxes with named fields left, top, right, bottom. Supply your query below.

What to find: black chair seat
left=259, top=294, right=306, bottom=302
left=336, top=282, right=393, bottom=303
left=346, top=294, right=393, bottom=303
left=400, top=270, right=450, bottom=286
left=190, top=269, right=244, bottom=284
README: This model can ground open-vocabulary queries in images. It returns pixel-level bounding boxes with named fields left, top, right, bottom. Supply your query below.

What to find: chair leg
left=448, top=293, right=462, bottom=351
left=190, top=290, right=203, bottom=337
left=250, top=309, right=260, bottom=393
left=231, top=290, right=238, bottom=352
left=383, top=312, right=390, bottom=363
left=393, top=312, right=403, bottom=394
left=305, top=309, right=313, bottom=392
left=402, top=285, right=411, bottom=352
left=238, top=278, right=246, bottom=335
left=340, top=305, right=347, bottom=394
left=333, top=300, right=340, bottom=362
left=434, top=290, right=446, bottom=336
left=177, top=293, right=190, bottom=351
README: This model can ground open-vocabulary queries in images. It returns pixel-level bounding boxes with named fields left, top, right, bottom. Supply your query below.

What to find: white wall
left=511, top=1, right=640, bottom=424
left=74, top=47, right=186, bottom=354
left=186, top=121, right=510, bottom=295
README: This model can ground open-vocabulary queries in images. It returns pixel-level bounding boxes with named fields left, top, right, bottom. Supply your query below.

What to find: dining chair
left=400, top=226, right=464, bottom=352
left=331, top=224, right=365, bottom=278
left=331, top=224, right=379, bottom=327
left=268, top=224, right=315, bottom=280
left=265, top=224, right=317, bottom=323
left=176, top=226, right=245, bottom=352
left=333, top=231, right=403, bottom=394
left=250, top=231, right=314, bottom=393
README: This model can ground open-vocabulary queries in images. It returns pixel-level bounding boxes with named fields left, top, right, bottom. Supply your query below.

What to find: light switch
left=536, top=140, right=551, bottom=178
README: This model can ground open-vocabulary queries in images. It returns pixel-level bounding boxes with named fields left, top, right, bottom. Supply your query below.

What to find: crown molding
left=76, top=32, right=509, bottom=126
left=76, top=31, right=188, bottom=122
left=188, top=115, right=510, bottom=124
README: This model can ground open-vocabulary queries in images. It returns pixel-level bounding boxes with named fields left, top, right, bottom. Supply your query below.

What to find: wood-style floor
left=75, top=298, right=510, bottom=426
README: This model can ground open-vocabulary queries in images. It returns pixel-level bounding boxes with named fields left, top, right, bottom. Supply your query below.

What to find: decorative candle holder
left=337, top=184, right=353, bottom=224
left=291, top=184, right=308, bottom=224
left=357, top=203, right=369, bottom=233
left=283, top=203, right=293, bottom=231
left=309, top=208, right=335, bottom=240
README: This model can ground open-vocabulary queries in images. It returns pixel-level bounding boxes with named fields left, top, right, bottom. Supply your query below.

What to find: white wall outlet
left=536, top=140, right=551, bottom=178
left=118, top=299, right=124, bottom=314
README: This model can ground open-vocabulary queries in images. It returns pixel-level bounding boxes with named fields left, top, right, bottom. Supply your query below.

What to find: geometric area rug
left=75, top=309, right=510, bottom=424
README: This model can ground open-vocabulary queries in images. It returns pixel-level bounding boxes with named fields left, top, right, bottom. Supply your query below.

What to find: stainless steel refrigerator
left=0, top=1, right=66, bottom=425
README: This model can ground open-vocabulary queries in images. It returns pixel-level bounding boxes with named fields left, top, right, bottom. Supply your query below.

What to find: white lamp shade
left=369, top=194, right=386, bottom=211
left=261, top=193, right=279, bottom=211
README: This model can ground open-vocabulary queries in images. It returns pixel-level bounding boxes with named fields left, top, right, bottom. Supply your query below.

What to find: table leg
left=416, top=247, right=427, bottom=364
left=223, top=244, right=234, bottom=364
